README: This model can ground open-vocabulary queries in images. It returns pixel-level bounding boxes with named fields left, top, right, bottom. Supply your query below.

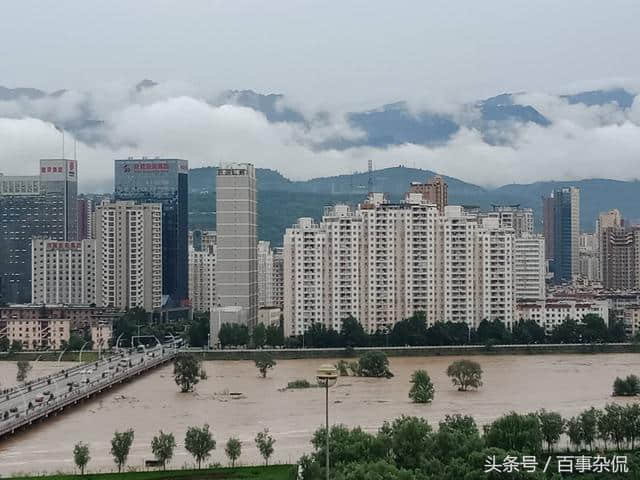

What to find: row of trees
left=74, top=425, right=275, bottom=473
left=299, top=407, right=640, bottom=480
left=286, top=313, right=628, bottom=349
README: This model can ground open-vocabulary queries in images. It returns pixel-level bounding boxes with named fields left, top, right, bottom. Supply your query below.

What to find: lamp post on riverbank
left=316, top=364, right=338, bottom=480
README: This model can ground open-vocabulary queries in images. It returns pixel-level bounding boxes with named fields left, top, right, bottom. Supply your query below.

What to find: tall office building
left=579, top=233, right=600, bottom=282
left=215, top=164, right=258, bottom=327
left=0, top=159, right=78, bottom=303
left=32, top=238, right=96, bottom=305
left=408, top=175, right=448, bottom=214
left=543, top=195, right=555, bottom=261
left=514, top=234, right=546, bottom=299
left=544, top=187, right=580, bottom=284
left=95, top=200, right=163, bottom=311
left=114, top=158, right=188, bottom=305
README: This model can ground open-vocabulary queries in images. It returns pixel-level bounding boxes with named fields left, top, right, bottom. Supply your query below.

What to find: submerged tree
left=446, top=359, right=482, bottom=391
left=408, top=369, right=435, bottom=404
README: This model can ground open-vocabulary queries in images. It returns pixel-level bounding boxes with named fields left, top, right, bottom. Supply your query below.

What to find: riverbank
left=1, top=343, right=639, bottom=362
left=192, top=342, right=640, bottom=360
left=9, top=465, right=295, bottom=480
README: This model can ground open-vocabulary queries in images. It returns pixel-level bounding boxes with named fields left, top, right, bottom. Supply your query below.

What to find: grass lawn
left=9, top=465, right=296, bottom=480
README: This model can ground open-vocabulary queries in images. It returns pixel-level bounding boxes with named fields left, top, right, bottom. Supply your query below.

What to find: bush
left=613, top=374, right=640, bottom=396
left=357, top=351, right=393, bottom=378
left=408, top=369, right=434, bottom=403
left=335, top=360, right=350, bottom=376
left=287, top=379, right=312, bottom=389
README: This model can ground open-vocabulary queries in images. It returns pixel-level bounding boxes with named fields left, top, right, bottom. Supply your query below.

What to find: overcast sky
left=2, top=0, right=638, bottom=105
left=1, top=1, right=640, bottom=190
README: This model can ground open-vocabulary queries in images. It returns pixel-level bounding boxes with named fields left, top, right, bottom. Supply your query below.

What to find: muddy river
left=0, top=353, right=639, bottom=475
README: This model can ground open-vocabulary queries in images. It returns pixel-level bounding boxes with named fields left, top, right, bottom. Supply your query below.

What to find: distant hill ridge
left=188, top=166, right=640, bottom=244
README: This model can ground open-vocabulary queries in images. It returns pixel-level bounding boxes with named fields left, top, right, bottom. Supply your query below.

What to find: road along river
left=0, top=353, right=639, bottom=475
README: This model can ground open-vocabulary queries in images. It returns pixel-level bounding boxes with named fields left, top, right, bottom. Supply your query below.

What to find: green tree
left=390, top=313, right=427, bottom=346
left=357, top=351, right=393, bottom=378
left=10, top=339, right=23, bottom=352
left=255, top=428, right=276, bottom=465
left=578, top=407, right=598, bottom=451
left=236, top=324, right=250, bottom=346
left=566, top=416, right=582, bottom=450
left=255, top=352, right=276, bottom=378
left=581, top=314, right=609, bottom=343
left=151, top=430, right=176, bottom=469
left=476, top=319, right=512, bottom=344
left=218, top=323, right=234, bottom=348
left=16, top=360, right=31, bottom=382
left=0, top=336, right=10, bottom=352
left=188, top=315, right=210, bottom=347
left=408, top=369, right=434, bottom=404
left=622, top=403, right=640, bottom=449
left=608, top=319, right=627, bottom=342
left=110, top=429, right=134, bottom=473
left=438, top=414, right=479, bottom=437
left=113, top=307, right=146, bottom=347
left=613, top=374, right=640, bottom=396
left=446, top=359, right=482, bottom=391
left=253, top=323, right=267, bottom=348
left=184, top=424, right=216, bottom=469
left=225, top=437, right=242, bottom=467
left=265, top=324, right=284, bottom=347
left=379, top=415, right=432, bottom=470
left=341, top=315, right=368, bottom=347
left=550, top=318, right=582, bottom=343
left=73, top=442, right=90, bottom=475
left=537, top=409, right=565, bottom=452
left=173, top=353, right=201, bottom=392
left=483, top=412, right=543, bottom=453
left=512, top=319, right=546, bottom=344
left=602, top=403, right=626, bottom=450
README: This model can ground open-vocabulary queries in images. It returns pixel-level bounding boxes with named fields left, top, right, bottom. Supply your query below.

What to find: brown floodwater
left=0, top=353, right=639, bottom=475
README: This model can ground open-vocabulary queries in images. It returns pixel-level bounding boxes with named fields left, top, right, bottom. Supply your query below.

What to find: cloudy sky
left=1, top=0, right=639, bottom=190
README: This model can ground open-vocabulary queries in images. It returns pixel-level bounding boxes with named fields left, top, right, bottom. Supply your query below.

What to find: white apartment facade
left=514, top=234, right=546, bottom=300
left=0, top=318, right=70, bottom=350
left=189, top=245, right=216, bottom=312
left=258, top=241, right=274, bottom=307
left=516, top=298, right=609, bottom=332
left=95, top=200, right=163, bottom=311
left=31, top=238, right=97, bottom=305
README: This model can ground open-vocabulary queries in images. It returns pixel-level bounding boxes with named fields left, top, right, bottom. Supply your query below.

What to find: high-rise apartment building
left=544, top=187, right=580, bottom=284
left=600, top=224, right=640, bottom=290
left=283, top=193, right=516, bottom=336
left=114, top=158, right=188, bottom=305
left=95, top=200, right=163, bottom=311
left=215, top=164, right=258, bottom=327
left=0, top=159, right=78, bottom=303
left=77, top=196, right=94, bottom=240
left=284, top=218, right=326, bottom=336
left=272, top=247, right=284, bottom=309
left=188, top=243, right=216, bottom=313
left=578, top=233, right=600, bottom=282
left=189, top=230, right=217, bottom=253
left=485, top=205, right=534, bottom=237
left=408, top=175, right=448, bottom=214
left=31, top=238, right=97, bottom=305
left=514, top=234, right=546, bottom=299
left=258, top=241, right=274, bottom=307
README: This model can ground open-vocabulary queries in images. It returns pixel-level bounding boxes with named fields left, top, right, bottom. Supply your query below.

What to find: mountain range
left=188, top=166, right=640, bottom=245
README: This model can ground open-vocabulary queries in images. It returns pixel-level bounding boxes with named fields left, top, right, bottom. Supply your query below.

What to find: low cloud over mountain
left=0, top=80, right=639, bottom=191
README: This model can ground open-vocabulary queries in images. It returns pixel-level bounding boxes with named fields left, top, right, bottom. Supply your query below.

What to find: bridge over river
left=0, top=343, right=177, bottom=438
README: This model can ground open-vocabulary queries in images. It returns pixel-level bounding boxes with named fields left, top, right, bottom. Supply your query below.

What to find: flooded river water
left=0, top=353, right=639, bottom=475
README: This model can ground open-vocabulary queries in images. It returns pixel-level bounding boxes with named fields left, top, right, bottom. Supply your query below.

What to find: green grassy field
left=9, top=465, right=296, bottom=480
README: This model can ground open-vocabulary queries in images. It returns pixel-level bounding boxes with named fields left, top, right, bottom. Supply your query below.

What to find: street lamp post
left=316, top=364, right=338, bottom=480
